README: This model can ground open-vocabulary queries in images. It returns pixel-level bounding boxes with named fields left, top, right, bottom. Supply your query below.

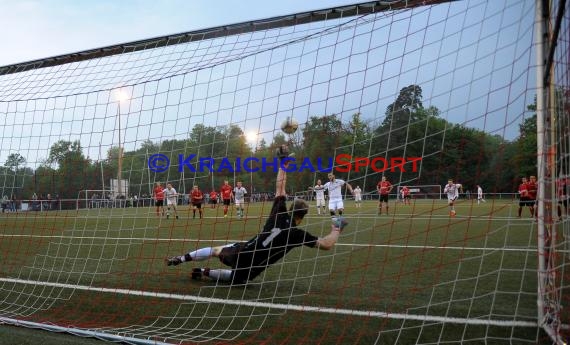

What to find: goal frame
left=395, top=184, right=442, bottom=200
left=76, top=189, right=113, bottom=210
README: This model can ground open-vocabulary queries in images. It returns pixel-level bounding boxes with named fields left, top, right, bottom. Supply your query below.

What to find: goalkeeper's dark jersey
left=232, top=196, right=317, bottom=283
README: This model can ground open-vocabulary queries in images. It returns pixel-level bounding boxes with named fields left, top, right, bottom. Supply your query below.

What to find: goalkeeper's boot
left=166, top=256, right=182, bottom=266
left=191, top=268, right=203, bottom=280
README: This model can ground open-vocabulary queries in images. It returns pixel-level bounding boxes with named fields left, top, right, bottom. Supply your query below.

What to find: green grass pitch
left=0, top=198, right=545, bottom=344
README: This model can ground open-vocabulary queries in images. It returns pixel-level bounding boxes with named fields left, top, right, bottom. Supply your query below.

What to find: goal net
left=0, top=0, right=568, bottom=344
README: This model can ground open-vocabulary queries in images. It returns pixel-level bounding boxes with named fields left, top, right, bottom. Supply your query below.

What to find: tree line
left=2, top=84, right=539, bottom=202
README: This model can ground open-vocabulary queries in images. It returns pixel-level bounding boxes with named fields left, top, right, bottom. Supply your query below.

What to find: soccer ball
left=281, top=117, right=299, bottom=135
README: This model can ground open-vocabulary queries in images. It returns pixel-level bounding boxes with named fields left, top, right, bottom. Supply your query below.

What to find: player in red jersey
left=220, top=180, right=233, bottom=218
left=190, top=185, right=204, bottom=219
left=377, top=176, right=393, bottom=215
left=209, top=190, right=218, bottom=209
left=517, top=177, right=530, bottom=217
left=527, top=175, right=538, bottom=217
left=401, top=186, right=411, bottom=205
left=153, top=182, right=165, bottom=217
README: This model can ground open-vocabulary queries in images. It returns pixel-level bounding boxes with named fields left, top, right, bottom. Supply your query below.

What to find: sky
left=0, top=0, right=358, bottom=67
left=0, top=0, right=537, bottom=172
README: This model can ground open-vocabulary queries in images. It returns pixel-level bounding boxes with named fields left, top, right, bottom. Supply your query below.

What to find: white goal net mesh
left=0, top=0, right=568, bottom=344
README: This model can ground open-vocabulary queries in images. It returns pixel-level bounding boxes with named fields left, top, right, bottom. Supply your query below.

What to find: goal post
left=0, top=1, right=568, bottom=344
left=395, top=185, right=442, bottom=200
left=76, top=190, right=113, bottom=210
left=535, top=0, right=569, bottom=343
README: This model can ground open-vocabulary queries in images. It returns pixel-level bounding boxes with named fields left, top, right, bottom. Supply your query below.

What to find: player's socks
left=184, top=247, right=213, bottom=261
left=206, top=268, right=232, bottom=281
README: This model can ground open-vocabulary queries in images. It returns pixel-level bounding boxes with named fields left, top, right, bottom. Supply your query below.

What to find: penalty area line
left=0, top=233, right=538, bottom=253
left=0, top=277, right=536, bottom=328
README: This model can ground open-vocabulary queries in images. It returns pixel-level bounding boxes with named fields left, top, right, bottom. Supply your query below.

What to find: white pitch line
left=0, top=214, right=532, bottom=221
left=0, top=233, right=537, bottom=253
left=0, top=277, right=537, bottom=328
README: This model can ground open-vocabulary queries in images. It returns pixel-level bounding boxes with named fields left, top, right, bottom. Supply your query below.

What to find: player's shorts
left=155, top=199, right=164, bottom=207
left=223, top=199, right=231, bottom=206
left=210, top=199, right=218, bottom=204
left=316, top=198, right=325, bottom=207
left=328, top=199, right=344, bottom=211
left=559, top=198, right=568, bottom=207
left=519, top=197, right=532, bottom=207
left=404, top=195, right=411, bottom=199
left=192, top=202, right=202, bottom=209
left=355, top=196, right=362, bottom=202
left=379, top=194, right=389, bottom=203
left=221, top=242, right=263, bottom=284
left=167, top=199, right=177, bottom=206
left=235, top=199, right=245, bottom=207
left=447, top=197, right=457, bottom=205
left=219, top=242, right=247, bottom=268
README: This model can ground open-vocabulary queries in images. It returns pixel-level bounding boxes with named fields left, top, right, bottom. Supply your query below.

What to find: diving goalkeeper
left=166, top=144, right=348, bottom=284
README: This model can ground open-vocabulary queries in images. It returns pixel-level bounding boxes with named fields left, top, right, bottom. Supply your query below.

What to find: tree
left=3, top=153, right=27, bottom=197
left=509, top=103, right=538, bottom=179
left=45, top=140, right=84, bottom=168
left=382, top=84, right=423, bottom=128
left=5, top=153, right=26, bottom=171
left=43, top=140, right=90, bottom=201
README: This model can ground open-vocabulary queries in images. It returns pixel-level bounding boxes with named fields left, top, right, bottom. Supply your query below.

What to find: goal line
left=0, top=277, right=538, bottom=329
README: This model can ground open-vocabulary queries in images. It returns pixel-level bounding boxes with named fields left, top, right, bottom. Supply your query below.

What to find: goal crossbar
left=0, top=0, right=453, bottom=76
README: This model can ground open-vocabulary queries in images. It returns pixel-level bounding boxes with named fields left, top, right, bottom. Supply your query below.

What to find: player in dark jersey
left=166, top=145, right=348, bottom=284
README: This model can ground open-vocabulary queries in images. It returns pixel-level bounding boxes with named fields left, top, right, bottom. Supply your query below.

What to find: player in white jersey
left=233, top=181, right=247, bottom=219
left=476, top=185, right=486, bottom=204
left=353, top=186, right=362, bottom=208
left=313, top=179, right=326, bottom=215
left=164, top=183, right=179, bottom=219
left=443, top=179, right=462, bottom=217
left=324, top=173, right=353, bottom=217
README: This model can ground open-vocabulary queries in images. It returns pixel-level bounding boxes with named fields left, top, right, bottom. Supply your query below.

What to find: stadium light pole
left=116, top=90, right=129, bottom=204
left=245, top=131, right=259, bottom=195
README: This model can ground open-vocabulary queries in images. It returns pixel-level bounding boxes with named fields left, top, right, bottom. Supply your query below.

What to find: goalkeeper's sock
left=185, top=247, right=213, bottom=261
left=205, top=269, right=232, bottom=282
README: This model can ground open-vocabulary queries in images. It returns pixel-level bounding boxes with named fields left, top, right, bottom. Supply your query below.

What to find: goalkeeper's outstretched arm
left=275, top=145, right=289, bottom=197
left=316, top=218, right=348, bottom=250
